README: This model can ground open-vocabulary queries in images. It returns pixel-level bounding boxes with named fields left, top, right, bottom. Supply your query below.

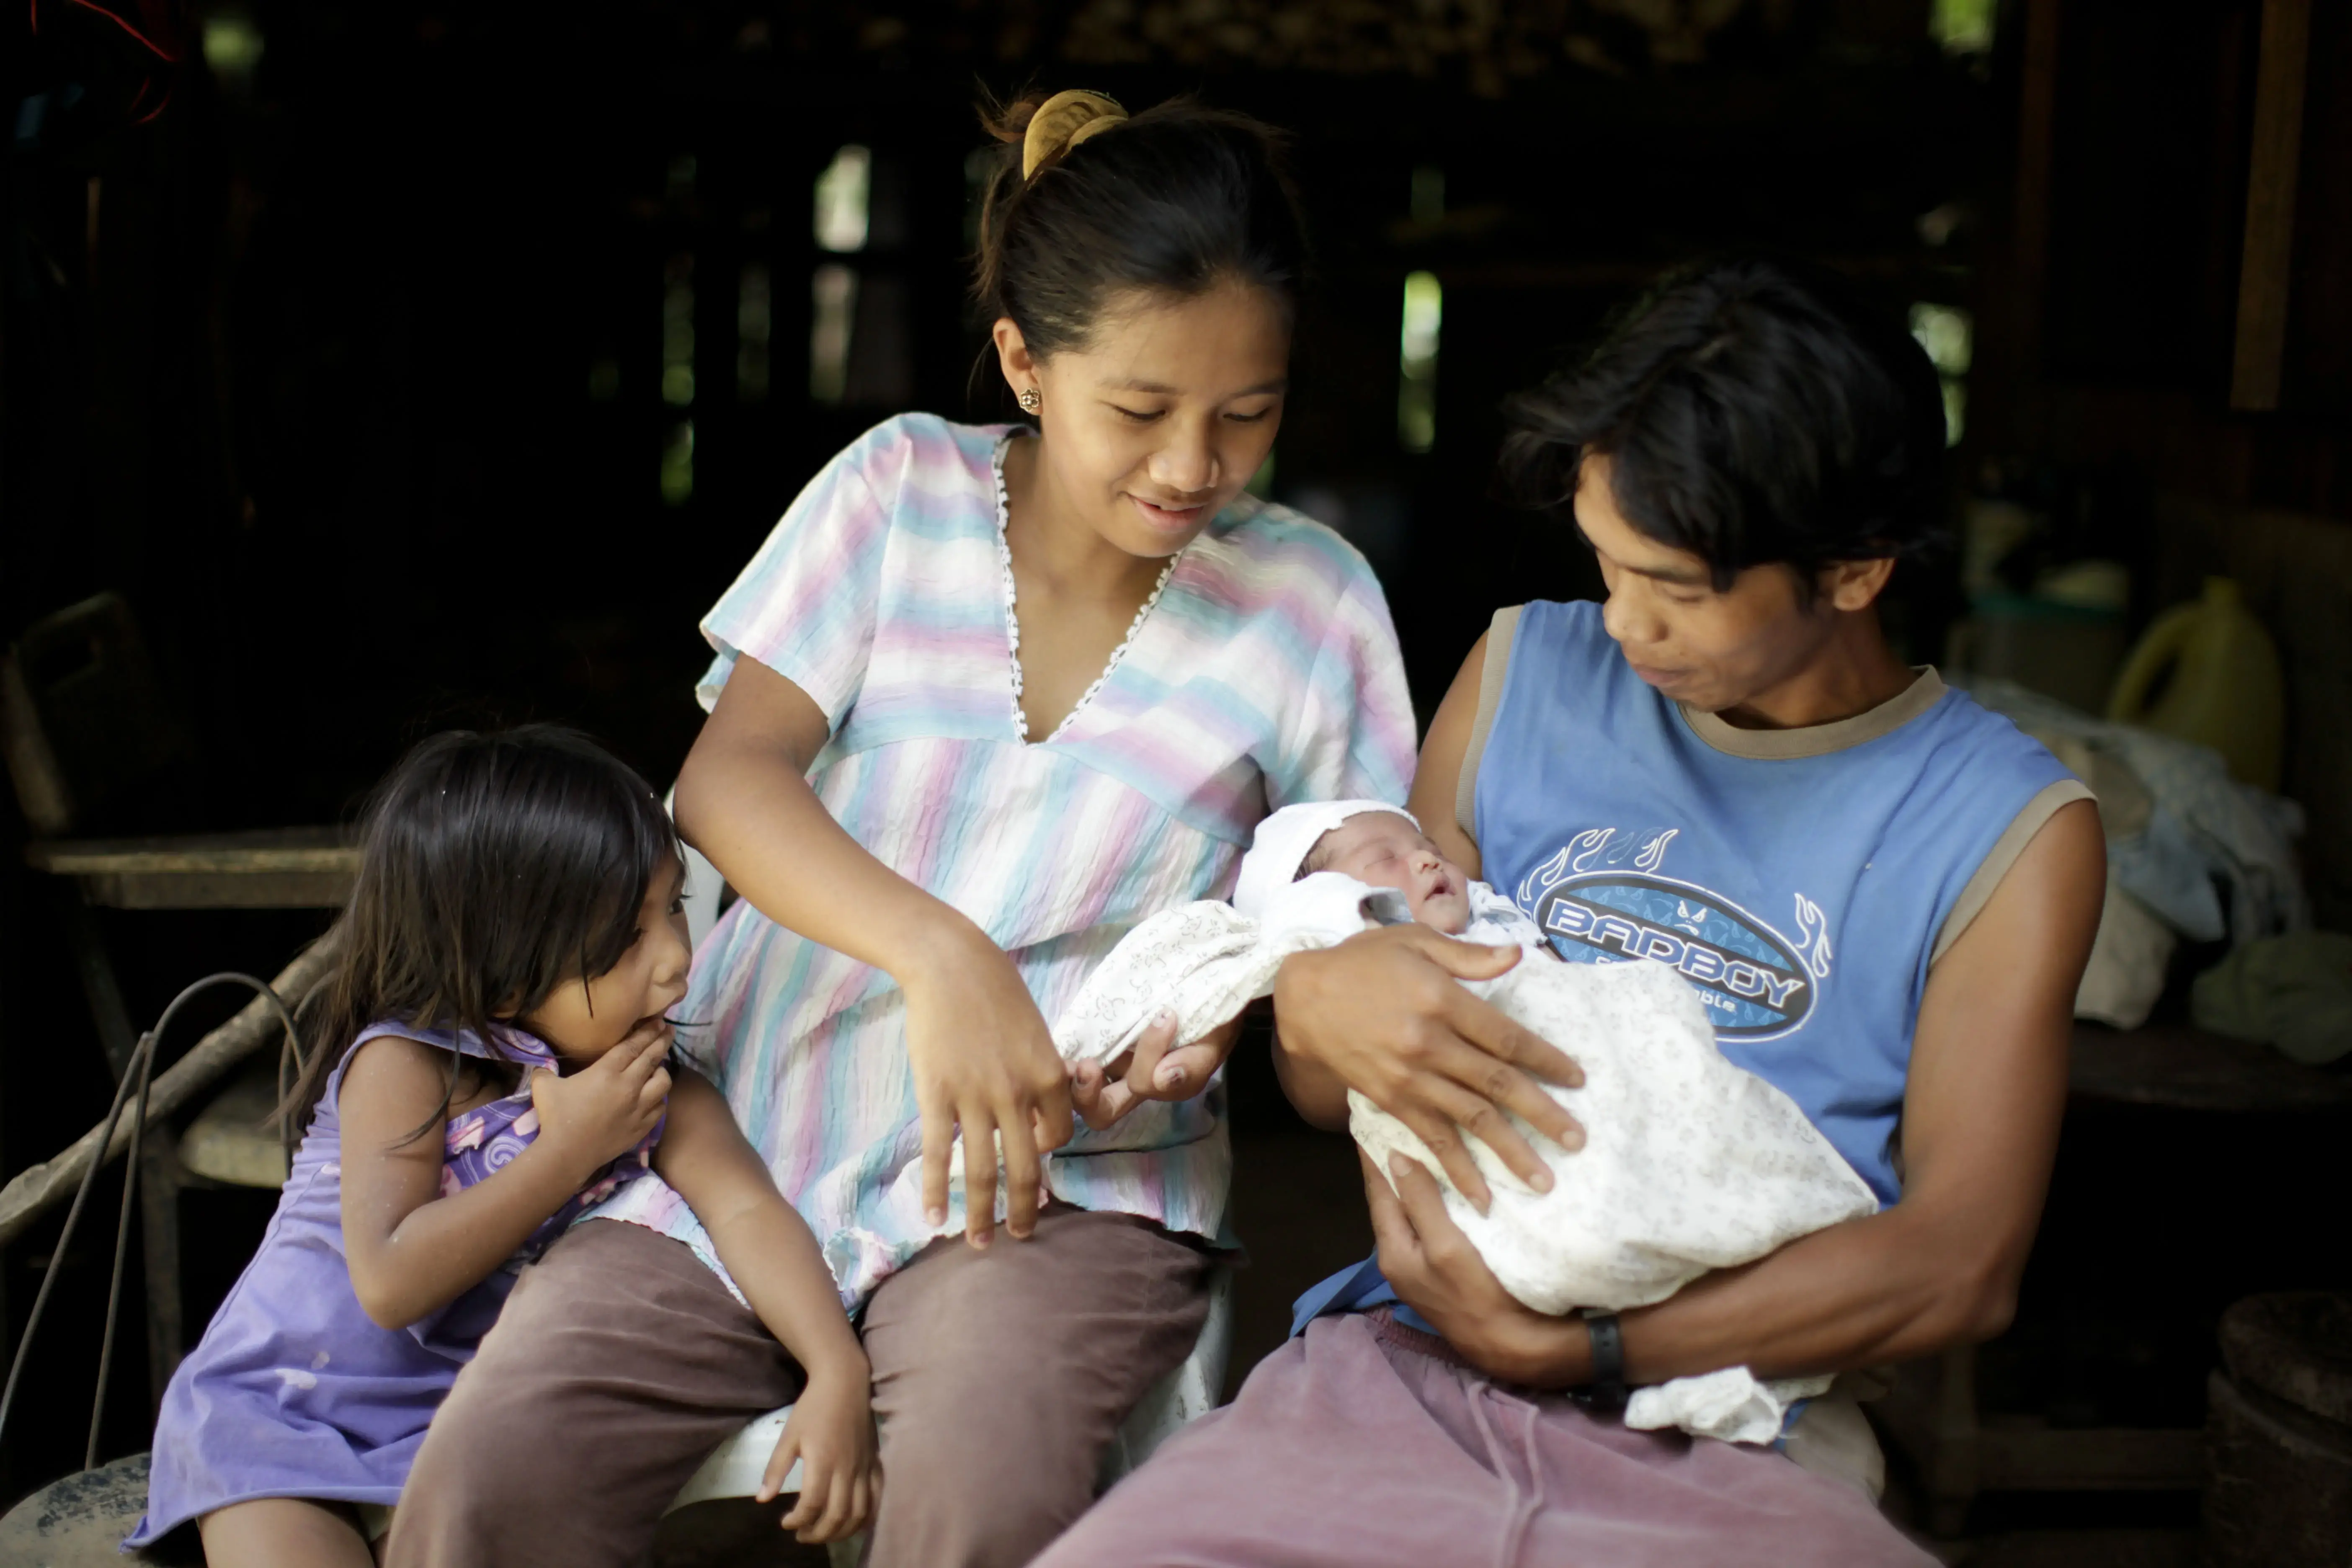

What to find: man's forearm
left=1498, top=1201, right=2016, bottom=1390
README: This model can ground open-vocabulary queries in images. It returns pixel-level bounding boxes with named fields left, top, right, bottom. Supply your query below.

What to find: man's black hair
left=1499, top=256, right=1950, bottom=590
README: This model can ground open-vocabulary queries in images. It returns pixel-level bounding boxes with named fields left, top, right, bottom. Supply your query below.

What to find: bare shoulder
left=1909, top=797, right=2104, bottom=1110
left=660, top=1063, right=725, bottom=1118
left=1901, top=799, right=2102, bottom=1238
left=337, top=1033, right=504, bottom=1132
left=688, top=651, right=832, bottom=781
left=1410, top=630, right=1490, bottom=875
left=1940, top=798, right=2106, bottom=977
left=339, top=1032, right=457, bottom=1096
left=650, top=1065, right=752, bottom=1163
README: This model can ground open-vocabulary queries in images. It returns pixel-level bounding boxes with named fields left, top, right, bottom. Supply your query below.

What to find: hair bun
left=1022, top=89, right=1127, bottom=180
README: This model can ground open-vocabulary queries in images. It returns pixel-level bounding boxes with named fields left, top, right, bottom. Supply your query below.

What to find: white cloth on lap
left=1052, top=871, right=1881, bottom=1444
left=1056, top=873, right=1387, bottom=1069
left=1057, top=875, right=1545, bottom=1070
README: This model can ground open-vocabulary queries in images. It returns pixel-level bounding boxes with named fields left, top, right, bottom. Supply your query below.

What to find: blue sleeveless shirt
left=1294, top=598, right=2079, bottom=1334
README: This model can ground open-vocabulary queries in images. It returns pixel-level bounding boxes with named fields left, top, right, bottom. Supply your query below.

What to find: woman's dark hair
left=972, top=90, right=1309, bottom=361
left=1499, top=256, right=1950, bottom=589
left=277, top=725, right=682, bottom=1142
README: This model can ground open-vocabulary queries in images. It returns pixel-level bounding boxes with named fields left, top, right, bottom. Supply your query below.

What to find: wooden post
left=2010, top=0, right=2065, bottom=380
left=1929, top=1341, right=1983, bottom=1537
left=2231, top=0, right=2312, bottom=412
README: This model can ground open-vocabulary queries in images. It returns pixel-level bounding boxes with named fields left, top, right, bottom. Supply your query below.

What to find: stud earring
left=1018, top=387, right=1042, bottom=414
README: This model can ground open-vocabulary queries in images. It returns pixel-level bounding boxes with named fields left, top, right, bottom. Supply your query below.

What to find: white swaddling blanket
left=1052, top=872, right=1880, bottom=1444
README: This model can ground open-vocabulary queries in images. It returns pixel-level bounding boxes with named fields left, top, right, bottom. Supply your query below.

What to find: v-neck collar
left=990, top=432, right=1183, bottom=745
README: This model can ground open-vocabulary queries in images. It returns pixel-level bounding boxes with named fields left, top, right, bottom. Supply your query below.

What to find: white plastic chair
left=677, top=825, right=727, bottom=952
left=660, top=797, right=1241, bottom=1536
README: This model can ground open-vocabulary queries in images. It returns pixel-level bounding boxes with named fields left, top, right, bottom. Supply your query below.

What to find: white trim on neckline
left=992, top=433, right=1181, bottom=745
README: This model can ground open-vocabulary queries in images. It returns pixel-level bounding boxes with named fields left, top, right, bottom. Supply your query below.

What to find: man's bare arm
left=1408, top=629, right=1486, bottom=878
left=1374, top=800, right=2105, bottom=1386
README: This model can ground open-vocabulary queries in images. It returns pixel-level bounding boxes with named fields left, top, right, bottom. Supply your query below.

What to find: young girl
left=390, top=90, right=1417, bottom=1568
left=129, top=726, right=879, bottom=1566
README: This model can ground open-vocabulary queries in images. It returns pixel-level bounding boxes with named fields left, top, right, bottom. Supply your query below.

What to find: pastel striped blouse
left=589, top=413, right=1415, bottom=1307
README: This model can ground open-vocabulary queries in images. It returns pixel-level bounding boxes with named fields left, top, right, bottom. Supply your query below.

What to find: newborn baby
left=1054, top=800, right=1878, bottom=1444
left=1240, top=799, right=1538, bottom=946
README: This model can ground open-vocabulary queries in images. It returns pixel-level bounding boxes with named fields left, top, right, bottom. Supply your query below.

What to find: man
left=1037, top=258, right=2104, bottom=1565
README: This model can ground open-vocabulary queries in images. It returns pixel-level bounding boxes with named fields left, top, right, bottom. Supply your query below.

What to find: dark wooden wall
left=1961, top=0, right=2352, bottom=918
left=4, top=0, right=2347, bottom=1507
left=1968, top=0, right=2351, bottom=518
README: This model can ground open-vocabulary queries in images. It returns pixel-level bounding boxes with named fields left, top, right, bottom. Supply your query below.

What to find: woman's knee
left=402, top=1368, right=552, bottom=1509
left=869, top=1419, right=1100, bottom=1568
left=882, top=1378, right=1099, bottom=1488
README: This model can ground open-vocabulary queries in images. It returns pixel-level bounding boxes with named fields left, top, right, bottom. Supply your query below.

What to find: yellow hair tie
left=1022, top=89, right=1128, bottom=181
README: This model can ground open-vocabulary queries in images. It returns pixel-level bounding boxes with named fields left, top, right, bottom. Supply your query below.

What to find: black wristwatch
left=1575, top=1312, right=1627, bottom=1413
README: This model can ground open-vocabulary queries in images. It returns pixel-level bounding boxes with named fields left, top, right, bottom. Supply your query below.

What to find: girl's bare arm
left=339, top=1027, right=670, bottom=1329
left=651, top=1070, right=867, bottom=1379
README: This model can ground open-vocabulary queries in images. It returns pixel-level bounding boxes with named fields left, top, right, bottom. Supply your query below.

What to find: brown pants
left=387, top=1212, right=1211, bottom=1568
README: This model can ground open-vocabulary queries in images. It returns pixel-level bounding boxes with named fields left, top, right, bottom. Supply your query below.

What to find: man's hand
left=1363, top=1149, right=1586, bottom=1387
left=1071, top=1011, right=1245, bottom=1130
left=1278, top=926, right=1584, bottom=1210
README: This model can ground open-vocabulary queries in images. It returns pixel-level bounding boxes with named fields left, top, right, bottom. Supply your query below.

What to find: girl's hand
left=1071, top=1011, right=1245, bottom=1130
left=1274, top=925, right=1584, bottom=1211
left=902, top=923, right=1073, bottom=1247
left=527, top=1019, right=673, bottom=1180
left=761, top=1365, right=882, bottom=1544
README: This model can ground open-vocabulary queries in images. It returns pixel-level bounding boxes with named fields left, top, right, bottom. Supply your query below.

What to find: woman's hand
left=1275, top=926, right=1584, bottom=1210
left=901, top=922, right=1074, bottom=1247
left=1362, top=1150, right=1585, bottom=1387
left=1070, top=1011, right=1245, bottom=1130
left=527, top=1019, right=673, bottom=1182
left=761, top=1363, right=882, bottom=1545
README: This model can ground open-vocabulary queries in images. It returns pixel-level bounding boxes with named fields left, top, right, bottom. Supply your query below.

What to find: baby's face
left=1311, top=814, right=1472, bottom=934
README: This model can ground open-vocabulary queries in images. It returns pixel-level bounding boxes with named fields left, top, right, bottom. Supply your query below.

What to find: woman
left=387, top=90, right=1416, bottom=1568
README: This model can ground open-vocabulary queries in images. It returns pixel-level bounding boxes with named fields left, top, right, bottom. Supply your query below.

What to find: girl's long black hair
left=277, top=725, right=683, bottom=1143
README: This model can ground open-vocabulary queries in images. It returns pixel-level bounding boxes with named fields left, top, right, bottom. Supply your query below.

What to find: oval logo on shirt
left=1532, top=873, right=1815, bottom=1039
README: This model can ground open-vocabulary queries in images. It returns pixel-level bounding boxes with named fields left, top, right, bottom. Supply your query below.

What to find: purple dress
left=127, top=1021, right=658, bottom=1545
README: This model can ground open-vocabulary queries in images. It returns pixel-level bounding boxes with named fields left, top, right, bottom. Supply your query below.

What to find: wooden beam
left=2010, top=0, right=2064, bottom=377
left=2231, top=0, right=2312, bottom=412
left=22, top=826, right=358, bottom=877
left=23, top=827, right=361, bottom=908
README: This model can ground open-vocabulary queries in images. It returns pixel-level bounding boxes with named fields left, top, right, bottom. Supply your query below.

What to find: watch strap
left=1578, top=1312, right=1627, bottom=1413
